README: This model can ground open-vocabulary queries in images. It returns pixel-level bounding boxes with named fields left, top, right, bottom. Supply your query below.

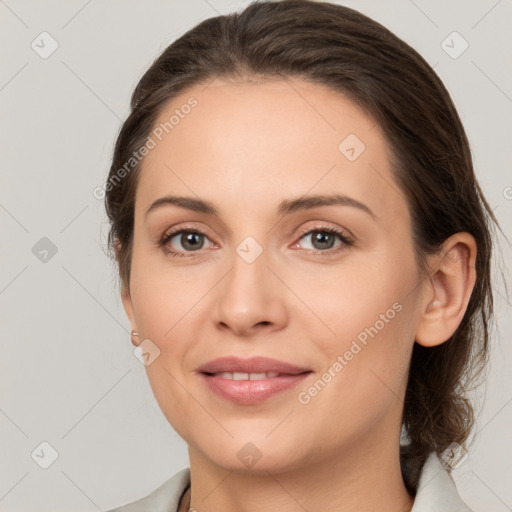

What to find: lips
left=197, top=355, right=311, bottom=376
left=197, top=356, right=312, bottom=405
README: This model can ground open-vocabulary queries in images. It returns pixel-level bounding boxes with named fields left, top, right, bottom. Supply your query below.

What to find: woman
left=104, top=1, right=498, bottom=510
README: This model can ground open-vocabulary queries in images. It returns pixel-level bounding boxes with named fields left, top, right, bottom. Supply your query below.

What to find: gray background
left=0, top=0, right=511, bottom=510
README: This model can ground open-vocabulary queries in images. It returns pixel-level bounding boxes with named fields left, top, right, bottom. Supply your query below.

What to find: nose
left=213, top=248, right=288, bottom=338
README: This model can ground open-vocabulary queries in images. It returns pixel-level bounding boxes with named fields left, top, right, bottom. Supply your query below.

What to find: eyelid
left=160, top=222, right=211, bottom=241
left=295, top=223, right=354, bottom=243
left=159, top=223, right=216, bottom=250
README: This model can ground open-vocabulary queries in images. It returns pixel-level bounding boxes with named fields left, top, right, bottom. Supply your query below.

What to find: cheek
left=298, top=250, right=418, bottom=403
left=129, top=280, right=196, bottom=438
left=129, top=248, right=201, bottom=339
left=288, top=249, right=416, bottom=348
left=291, top=298, right=415, bottom=456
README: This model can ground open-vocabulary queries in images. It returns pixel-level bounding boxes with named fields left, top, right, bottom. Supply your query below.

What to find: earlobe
left=425, top=299, right=441, bottom=313
left=415, top=233, right=477, bottom=348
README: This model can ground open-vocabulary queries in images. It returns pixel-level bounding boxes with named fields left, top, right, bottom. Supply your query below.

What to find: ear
left=415, top=232, right=477, bottom=347
left=121, top=281, right=140, bottom=345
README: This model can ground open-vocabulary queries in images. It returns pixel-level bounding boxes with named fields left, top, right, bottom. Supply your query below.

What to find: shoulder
left=412, top=452, right=473, bottom=511
left=105, top=468, right=190, bottom=512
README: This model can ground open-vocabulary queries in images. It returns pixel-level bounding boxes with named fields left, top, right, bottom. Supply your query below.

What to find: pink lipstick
left=197, top=356, right=312, bottom=405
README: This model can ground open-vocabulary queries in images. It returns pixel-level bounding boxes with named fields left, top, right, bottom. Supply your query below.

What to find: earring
left=130, top=330, right=140, bottom=346
left=428, top=299, right=441, bottom=312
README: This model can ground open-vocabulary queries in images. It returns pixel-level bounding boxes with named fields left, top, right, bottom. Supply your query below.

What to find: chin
left=192, top=434, right=310, bottom=475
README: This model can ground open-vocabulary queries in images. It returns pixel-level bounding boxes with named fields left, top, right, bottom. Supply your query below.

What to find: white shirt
left=106, top=452, right=473, bottom=511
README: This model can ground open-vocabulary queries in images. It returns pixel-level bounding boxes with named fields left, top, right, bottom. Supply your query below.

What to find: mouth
left=197, top=356, right=313, bottom=405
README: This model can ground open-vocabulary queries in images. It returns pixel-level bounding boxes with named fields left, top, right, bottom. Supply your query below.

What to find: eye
left=293, top=225, right=354, bottom=254
left=159, top=227, right=215, bottom=258
left=159, top=224, right=354, bottom=259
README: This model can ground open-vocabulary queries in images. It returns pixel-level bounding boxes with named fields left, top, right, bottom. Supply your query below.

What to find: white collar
left=411, top=452, right=473, bottom=511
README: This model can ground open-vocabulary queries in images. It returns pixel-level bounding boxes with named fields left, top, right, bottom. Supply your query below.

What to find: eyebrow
left=145, top=193, right=376, bottom=219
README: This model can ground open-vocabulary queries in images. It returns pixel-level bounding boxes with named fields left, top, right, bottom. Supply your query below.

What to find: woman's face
left=122, top=77, right=427, bottom=472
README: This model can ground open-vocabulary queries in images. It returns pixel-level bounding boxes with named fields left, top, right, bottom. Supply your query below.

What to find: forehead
left=136, top=77, right=406, bottom=222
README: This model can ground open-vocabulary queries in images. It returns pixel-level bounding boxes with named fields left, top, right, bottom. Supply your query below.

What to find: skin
left=121, top=77, right=477, bottom=512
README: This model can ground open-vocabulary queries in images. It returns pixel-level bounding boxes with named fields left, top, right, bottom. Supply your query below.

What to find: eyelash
left=159, top=224, right=355, bottom=259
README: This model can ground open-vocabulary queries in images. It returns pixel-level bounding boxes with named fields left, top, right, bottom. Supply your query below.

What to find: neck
left=186, top=435, right=414, bottom=512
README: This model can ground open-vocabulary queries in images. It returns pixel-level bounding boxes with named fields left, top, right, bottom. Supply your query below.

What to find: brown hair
left=105, top=0, right=499, bottom=492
